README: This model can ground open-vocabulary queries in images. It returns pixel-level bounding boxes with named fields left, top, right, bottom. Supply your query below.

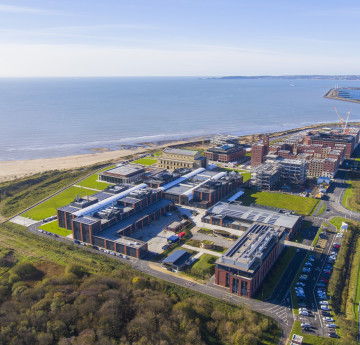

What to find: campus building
left=98, top=164, right=146, bottom=184
left=251, top=163, right=280, bottom=190
left=251, top=134, right=269, bottom=167
left=251, top=158, right=306, bottom=189
left=57, top=184, right=173, bottom=258
left=304, top=131, right=357, bottom=158
left=204, top=143, right=245, bottom=163
left=163, top=169, right=243, bottom=209
left=202, top=201, right=301, bottom=237
left=215, top=223, right=286, bottom=297
left=157, top=148, right=207, bottom=170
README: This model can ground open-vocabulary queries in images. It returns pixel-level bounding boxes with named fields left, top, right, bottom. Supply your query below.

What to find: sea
left=1, top=77, right=360, bottom=161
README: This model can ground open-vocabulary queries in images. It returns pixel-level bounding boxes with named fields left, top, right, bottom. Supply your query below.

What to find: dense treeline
left=0, top=259, right=279, bottom=345
left=327, top=224, right=360, bottom=344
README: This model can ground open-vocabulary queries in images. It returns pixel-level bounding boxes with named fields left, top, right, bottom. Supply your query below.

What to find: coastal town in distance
left=7, top=115, right=360, bottom=344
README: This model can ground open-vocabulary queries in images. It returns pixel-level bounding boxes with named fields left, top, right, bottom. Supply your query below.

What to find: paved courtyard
left=130, top=212, right=182, bottom=253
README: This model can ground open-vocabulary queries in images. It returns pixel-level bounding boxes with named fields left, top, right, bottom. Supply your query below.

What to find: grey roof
left=92, top=192, right=113, bottom=201
left=207, top=201, right=300, bottom=229
left=58, top=205, right=80, bottom=213
left=100, top=164, right=145, bottom=177
left=73, top=216, right=99, bottom=225
left=163, top=148, right=198, bottom=156
left=162, top=250, right=191, bottom=264
left=95, top=199, right=173, bottom=240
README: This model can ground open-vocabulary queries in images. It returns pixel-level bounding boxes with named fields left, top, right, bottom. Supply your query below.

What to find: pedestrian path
left=182, top=244, right=222, bottom=257
left=284, top=240, right=311, bottom=250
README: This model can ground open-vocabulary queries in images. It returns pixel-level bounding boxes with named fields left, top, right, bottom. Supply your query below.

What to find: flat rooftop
left=95, top=199, right=173, bottom=241
left=100, top=164, right=145, bottom=177
left=217, top=223, right=282, bottom=271
left=163, top=148, right=198, bottom=156
left=206, top=201, right=300, bottom=229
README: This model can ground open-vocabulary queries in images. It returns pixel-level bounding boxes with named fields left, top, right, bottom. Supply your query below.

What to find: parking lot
left=130, top=212, right=182, bottom=253
left=294, top=226, right=344, bottom=338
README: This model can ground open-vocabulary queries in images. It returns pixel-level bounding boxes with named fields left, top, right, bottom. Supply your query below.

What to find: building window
left=232, top=278, right=239, bottom=294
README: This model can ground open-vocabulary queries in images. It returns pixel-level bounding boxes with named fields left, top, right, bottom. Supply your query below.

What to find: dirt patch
left=34, top=260, right=65, bottom=278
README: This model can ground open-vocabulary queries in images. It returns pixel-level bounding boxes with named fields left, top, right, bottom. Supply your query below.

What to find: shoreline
left=0, top=122, right=356, bottom=183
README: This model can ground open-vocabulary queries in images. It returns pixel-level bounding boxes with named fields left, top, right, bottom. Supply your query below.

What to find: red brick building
left=204, top=144, right=245, bottom=163
left=215, top=223, right=286, bottom=297
left=251, top=134, right=269, bottom=167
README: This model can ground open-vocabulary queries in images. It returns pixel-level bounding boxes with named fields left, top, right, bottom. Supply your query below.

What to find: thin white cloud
left=0, top=4, right=61, bottom=15
left=0, top=43, right=358, bottom=77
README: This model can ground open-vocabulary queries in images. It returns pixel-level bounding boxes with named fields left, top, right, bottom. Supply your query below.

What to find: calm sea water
left=1, top=77, right=360, bottom=161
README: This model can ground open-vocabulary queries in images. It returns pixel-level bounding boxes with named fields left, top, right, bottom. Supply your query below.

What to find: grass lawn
left=330, top=217, right=353, bottom=230
left=22, top=186, right=98, bottom=220
left=239, top=190, right=319, bottom=215
left=132, top=158, right=157, bottom=165
left=317, top=203, right=326, bottom=215
left=76, top=165, right=115, bottom=190
left=222, top=167, right=251, bottom=182
left=343, top=180, right=360, bottom=212
left=256, top=246, right=297, bottom=300
left=38, top=221, right=72, bottom=237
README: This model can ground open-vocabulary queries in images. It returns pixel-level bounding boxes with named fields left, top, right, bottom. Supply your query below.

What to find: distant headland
left=210, top=75, right=360, bottom=80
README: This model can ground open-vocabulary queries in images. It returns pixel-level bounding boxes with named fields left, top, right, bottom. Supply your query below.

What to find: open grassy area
left=343, top=180, right=360, bottom=212
left=38, top=221, right=73, bottom=237
left=256, top=246, right=297, bottom=301
left=330, top=217, right=353, bottom=230
left=183, top=254, right=218, bottom=280
left=239, top=190, right=319, bottom=215
left=22, top=186, right=98, bottom=220
left=76, top=165, right=115, bottom=190
left=317, top=202, right=326, bottom=215
left=132, top=157, right=157, bottom=165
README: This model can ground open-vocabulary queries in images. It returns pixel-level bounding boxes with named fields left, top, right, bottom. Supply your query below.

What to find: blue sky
left=0, top=0, right=359, bottom=76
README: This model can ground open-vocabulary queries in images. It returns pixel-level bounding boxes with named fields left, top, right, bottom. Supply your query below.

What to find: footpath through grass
left=239, top=190, right=319, bottom=215
left=23, top=186, right=98, bottom=220
left=38, top=221, right=72, bottom=237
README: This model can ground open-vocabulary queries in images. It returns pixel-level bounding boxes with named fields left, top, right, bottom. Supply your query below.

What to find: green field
left=239, top=190, right=319, bottom=215
left=76, top=165, right=115, bottom=190
left=38, top=221, right=72, bottom=237
left=330, top=217, right=353, bottom=230
left=132, top=158, right=157, bottom=165
left=343, top=180, right=360, bottom=212
left=23, top=186, right=98, bottom=220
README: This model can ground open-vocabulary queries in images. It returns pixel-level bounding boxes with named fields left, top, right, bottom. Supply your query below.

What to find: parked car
left=323, top=317, right=334, bottom=322
left=326, top=323, right=336, bottom=328
left=321, top=305, right=330, bottom=311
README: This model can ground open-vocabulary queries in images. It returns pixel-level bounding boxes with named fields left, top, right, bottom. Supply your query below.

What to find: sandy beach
left=0, top=122, right=349, bottom=183
left=0, top=137, right=211, bottom=182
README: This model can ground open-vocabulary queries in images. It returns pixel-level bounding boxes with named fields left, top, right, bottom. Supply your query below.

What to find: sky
left=0, top=0, right=359, bottom=77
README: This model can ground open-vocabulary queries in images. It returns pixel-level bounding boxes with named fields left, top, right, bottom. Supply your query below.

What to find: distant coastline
left=1, top=121, right=358, bottom=183
left=210, top=75, right=360, bottom=80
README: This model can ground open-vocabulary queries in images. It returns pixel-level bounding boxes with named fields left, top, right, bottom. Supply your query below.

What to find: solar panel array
left=93, top=192, right=112, bottom=201
left=74, top=217, right=98, bottom=225
left=58, top=205, right=80, bottom=213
